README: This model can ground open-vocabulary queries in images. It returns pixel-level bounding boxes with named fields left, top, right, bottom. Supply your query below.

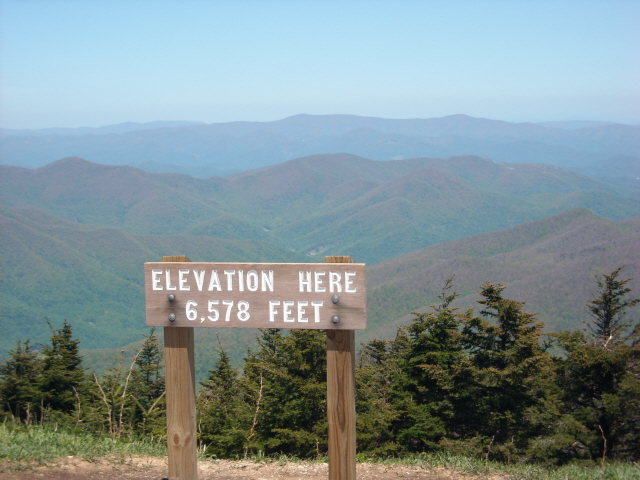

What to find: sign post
left=162, top=255, right=198, bottom=480
left=325, top=255, right=357, bottom=480
left=145, top=256, right=367, bottom=480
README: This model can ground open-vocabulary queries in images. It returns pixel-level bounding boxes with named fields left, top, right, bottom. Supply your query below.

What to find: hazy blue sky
left=1, top=0, right=638, bottom=129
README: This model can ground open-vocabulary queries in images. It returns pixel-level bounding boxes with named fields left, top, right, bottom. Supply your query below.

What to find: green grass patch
left=2, top=425, right=639, bottom=479
left=0, top=423, right=166, bottom=471
left=356, top=452, right=640, bottom=480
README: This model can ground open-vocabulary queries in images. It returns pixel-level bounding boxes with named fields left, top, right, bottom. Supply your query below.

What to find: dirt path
left=0, top=456, right=507, bottom=480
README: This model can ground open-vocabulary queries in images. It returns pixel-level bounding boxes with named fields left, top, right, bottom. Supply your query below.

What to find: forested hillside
left=366, top=208, right=640, bottom=341
left=0, top=205, right=308, bottom=356
left=1, top=133, right=639, bottom=469
left=2, top=268, right=638, bottom=466
left=1, top=154, right=639, bottom=363
left=2, top=154, right=638, bottom=263
left=2, top=0, right=638, bottom=471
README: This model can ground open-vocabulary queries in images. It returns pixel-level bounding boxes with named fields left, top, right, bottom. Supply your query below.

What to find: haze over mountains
left=2, top=152, right=640, bottom=364
left=1, top=114, right=639, bottom=372
left=2, top=114, right=638, bottom=184
left=0, top=121, right=206, bottom=137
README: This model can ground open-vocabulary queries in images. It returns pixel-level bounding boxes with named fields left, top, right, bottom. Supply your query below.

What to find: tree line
left=0, top=324, right=165, bottom=438
left=1, top=267, right=638, bottom=466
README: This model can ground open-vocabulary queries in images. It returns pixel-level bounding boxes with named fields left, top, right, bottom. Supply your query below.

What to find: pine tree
left=198, top=344, right=247, bottom=457
left=129, top=328, right=165, bottom=436
left=0, top=340, right=43, bottom=423
left=241, top=328, right=327, bottom=457
left=396, top=277, right=464, bottom=452
left=587, top=266, right=639, bottom=347
left=40, top=320, right=86, bottom=414
left=556, top=267, right=640, bottom=463
left=448, top=282, right=562, bottom=462
left=356, top=336, right=404, bottom=456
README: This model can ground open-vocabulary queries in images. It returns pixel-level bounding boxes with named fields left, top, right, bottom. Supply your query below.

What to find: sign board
left=144, top=262, right=367, bottom=330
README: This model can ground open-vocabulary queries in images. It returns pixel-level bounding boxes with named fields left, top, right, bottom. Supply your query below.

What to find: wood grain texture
left=144, top=262, right=367, bottom=330
left=163, top=256, right=198, bottom=480
left=326, top=255, right=357, bottom=480
left=163, top=255, right=192, bottom=262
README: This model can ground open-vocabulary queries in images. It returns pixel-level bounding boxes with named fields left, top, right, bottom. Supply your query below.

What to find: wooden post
left=163, top=255, right=198, bottom=480
left=325, top=255, right=357, bottom=480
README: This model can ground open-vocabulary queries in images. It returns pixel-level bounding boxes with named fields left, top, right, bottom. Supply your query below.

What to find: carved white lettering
left=297, top=301, right=308, bottom=323
left=262, top=270, right=274, bottom=292
left=246, top=270, right=259, bottom=291
left=208, top=270, right=221, bottom=291
left=224, top=270, right=235, bottom=291
left=283, top=301, right=295, bottom=322
left=329, top=272, right=341, bottom=293
left=299, top=271, right=312, bottom=292
left=269, top=301, right=280, bottom=322
left=165, top=270, right=177, bottom=291
left=314, top=271, right=326, bottom=292
left=238, top=270, right=244, bottom=292
left=179, top=269, right=190, bottom=291
left=345, top=272, right=357, bottom=293
left=311, top=301, right=323, bottom=323
left=193, top=270, right=205, bottom=291
left=152, top=270, right=163, bottom=290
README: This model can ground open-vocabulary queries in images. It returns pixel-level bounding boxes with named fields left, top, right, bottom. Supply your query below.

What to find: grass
left=0, top=423, right=166, bottom=471
left=237, top=451, right=640, bottom=479
left=356, top=452, right=640, bottom=480
left=1, top=424, right=639, bottom=479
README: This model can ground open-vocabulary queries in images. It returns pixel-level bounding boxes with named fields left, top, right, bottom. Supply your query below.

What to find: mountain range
left=1, top=113, right=639, bottom=373
left=2, top=114, right=638, bottom=183
left=1, top=152, right=639, bottom=371
left=0, top=121, right=205, bottom=137
left=2, top=154, right=638, bottom=265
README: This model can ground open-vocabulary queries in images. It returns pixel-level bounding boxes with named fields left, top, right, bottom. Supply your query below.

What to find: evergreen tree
left=556, top=267, right=640, bottom=463
left=396, top=278, right=464, bottom=452
left=356, top=337, right=404, bottom=456
left=129, top=328, right=166, bottom=436
left=198, top=344, right=247, bottom=457
left=40, top=320, right=86, bottom=414
left=86, top=330, right=166, bottom=437
left=241, top=329, right=327, bottom=457
left=0, top=340, right=43, bottom=423
left=586, top=266, right=639, bottom=347
left=448, top=282, right=562, bottom=462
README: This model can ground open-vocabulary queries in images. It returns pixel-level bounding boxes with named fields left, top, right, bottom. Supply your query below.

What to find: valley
left=1, top=145, right=639, bottom=375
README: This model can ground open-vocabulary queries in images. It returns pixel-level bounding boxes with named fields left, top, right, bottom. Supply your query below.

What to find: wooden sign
left=144, top=262, right=367, bottom=330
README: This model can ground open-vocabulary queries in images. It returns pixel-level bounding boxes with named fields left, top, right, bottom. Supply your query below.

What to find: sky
left=0, top=0, right=638, bottom=129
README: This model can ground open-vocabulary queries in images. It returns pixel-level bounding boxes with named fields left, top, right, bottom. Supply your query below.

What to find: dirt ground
left=0, top=456, right=507, bottom=480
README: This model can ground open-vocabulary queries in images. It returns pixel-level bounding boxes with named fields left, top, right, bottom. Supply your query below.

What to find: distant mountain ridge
left=537, top=120, right=618, bottom=130
left=2, top=153, right=639, bottom=369
left=1, top=114, right=638, bottom=180
left=0, top=120, right=206, bottom=137
left=365, top=207, right=640, bottom=342
left=2, top=154, right=638, bottom=264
